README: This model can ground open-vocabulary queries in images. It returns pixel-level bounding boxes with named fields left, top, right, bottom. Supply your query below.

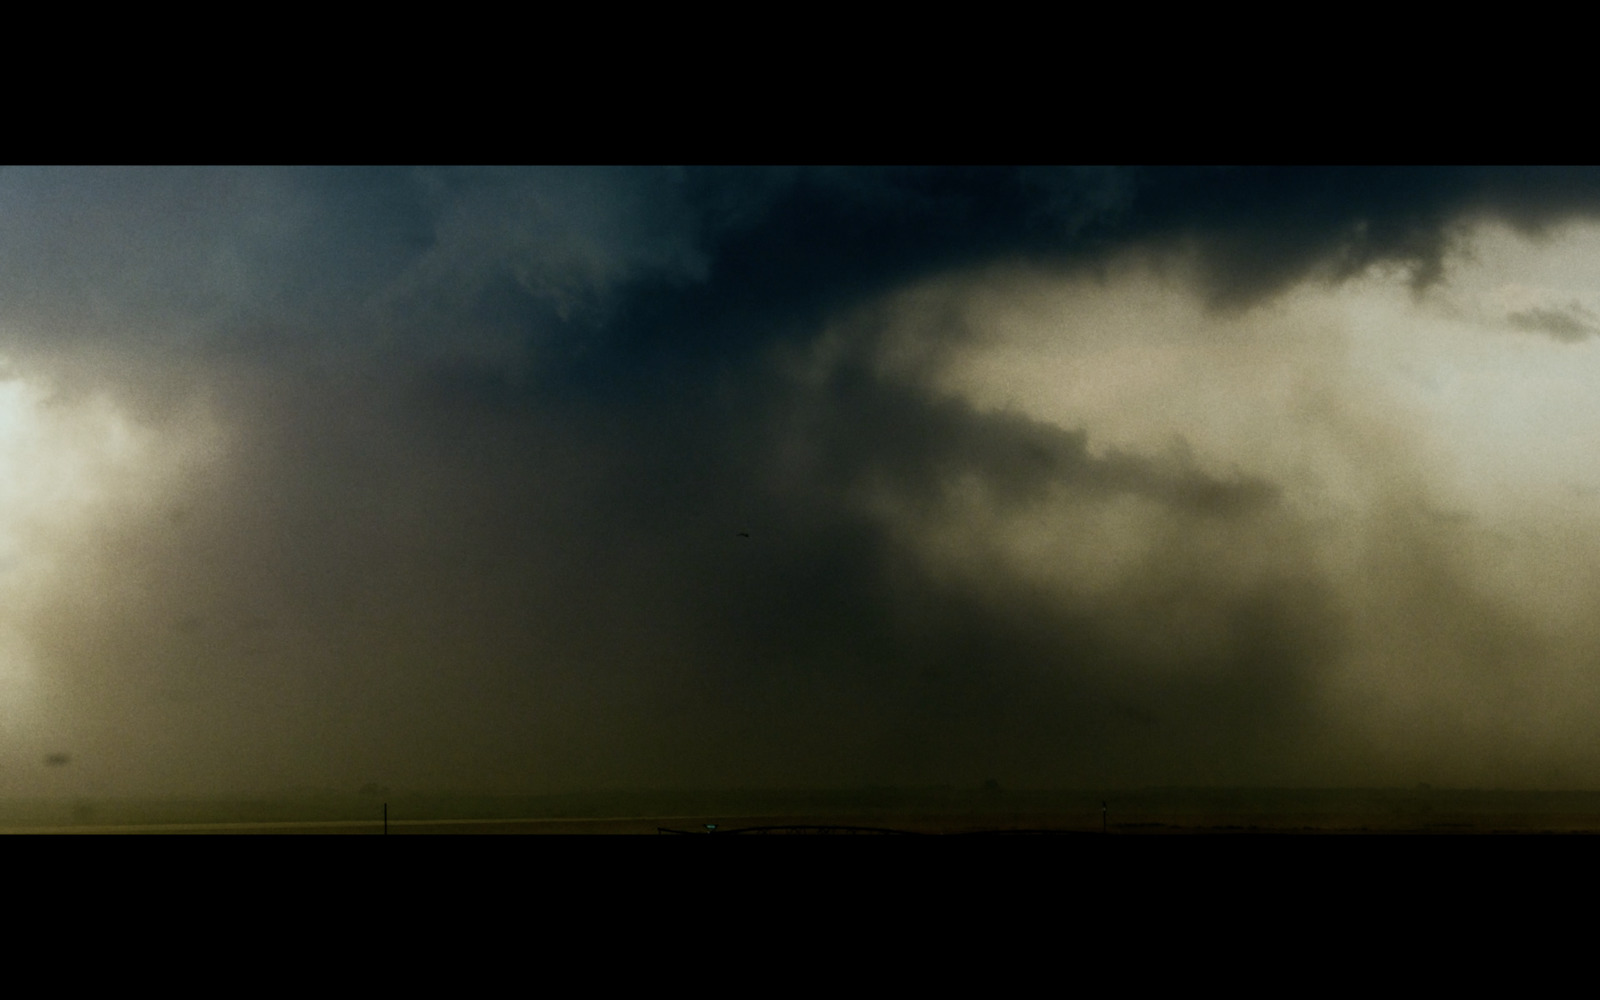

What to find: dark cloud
left=13, top=166, right=1600, bottom=383
left=1507, top=302, right=1598, bottom=342
left=1108, top=166, right=1600, bottom=307
left=4, top=166, right=1600, bottom=798
left=772, top=360, right=1280, bottom=518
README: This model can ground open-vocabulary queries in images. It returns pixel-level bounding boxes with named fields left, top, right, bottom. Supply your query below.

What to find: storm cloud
left=3, top=166, right=1600, bottom=797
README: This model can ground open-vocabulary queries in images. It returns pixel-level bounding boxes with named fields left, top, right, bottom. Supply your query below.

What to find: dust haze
left=2, top=166, right=1600, bottom=798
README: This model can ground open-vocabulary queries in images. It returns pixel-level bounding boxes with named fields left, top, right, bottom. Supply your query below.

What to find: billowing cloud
left=3, top=167, right=1600, bottom=799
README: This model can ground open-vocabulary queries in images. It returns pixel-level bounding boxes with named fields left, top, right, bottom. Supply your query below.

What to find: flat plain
left=6, top=786, right=1600, bottom=833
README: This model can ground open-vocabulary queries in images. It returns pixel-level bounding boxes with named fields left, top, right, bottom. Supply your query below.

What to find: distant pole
left=1102, top=801, right=1107, bottom=835
left=384, top=802, right=388, bottom=836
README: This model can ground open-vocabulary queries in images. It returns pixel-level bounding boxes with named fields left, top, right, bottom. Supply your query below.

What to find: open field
left=7, top=787, right=1600, bottom=833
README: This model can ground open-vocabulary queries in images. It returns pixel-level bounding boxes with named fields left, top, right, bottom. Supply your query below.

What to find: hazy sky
left=4, top=165, right=1600, bottom=796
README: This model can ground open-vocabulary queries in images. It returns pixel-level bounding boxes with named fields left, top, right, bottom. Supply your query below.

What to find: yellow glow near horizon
left=0, top=373, right=61, bottom=733
left=0, top=361, right=225, bottom=736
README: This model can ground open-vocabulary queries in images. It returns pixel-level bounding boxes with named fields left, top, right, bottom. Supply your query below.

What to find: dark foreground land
left=6, top=786, right=1600, bottom=833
